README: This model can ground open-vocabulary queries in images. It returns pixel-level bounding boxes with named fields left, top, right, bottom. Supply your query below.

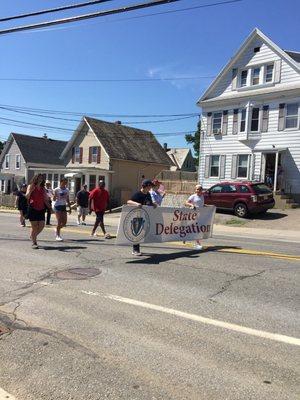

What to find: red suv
left=204, top=181, right=275, bottom=217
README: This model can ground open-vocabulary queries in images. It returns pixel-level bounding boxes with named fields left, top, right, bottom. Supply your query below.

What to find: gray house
left=165, top=147, right=196, bottom=172
left=0, top=133, right=67, bottom=193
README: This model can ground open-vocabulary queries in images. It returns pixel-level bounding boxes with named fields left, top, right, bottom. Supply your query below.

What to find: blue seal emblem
left=123, top=208, right=150, bottom=243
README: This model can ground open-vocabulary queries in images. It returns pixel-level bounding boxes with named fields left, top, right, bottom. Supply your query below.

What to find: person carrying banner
left=127, top=179, right=157, bottom=256
left=185, top=184, right=205, bottom=250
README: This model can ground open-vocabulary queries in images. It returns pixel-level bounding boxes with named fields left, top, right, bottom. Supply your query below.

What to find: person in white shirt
left=53, top=178, right=71, bottom=241
left=185, top=184, right=205, bottom=250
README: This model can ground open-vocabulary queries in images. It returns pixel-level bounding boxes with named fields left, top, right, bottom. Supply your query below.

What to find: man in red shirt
left=89, top=180, right=110, bottom=238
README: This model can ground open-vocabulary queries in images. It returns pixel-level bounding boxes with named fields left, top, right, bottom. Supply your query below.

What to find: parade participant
left=185, top=184, right=205, bottom=250
left=15, top=183, right=28, bottom=227
left=89, top=180, right=110, bottom=238
left=53, top=178, right=71, bottom=241
left=45, top=180, right=54, bottom=226
left=76, top=184, right=89, bottom=225
left=150, top=179, right=165, bottom=206
left=127, top=179, right=157, bottom=256
left=26, top=174, right=49, bottom=249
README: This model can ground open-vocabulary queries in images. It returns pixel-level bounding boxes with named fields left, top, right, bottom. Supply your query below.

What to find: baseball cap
left=141, top=179, right=153, bottom=187
left=45, top=180, right=51, bottom=184
left=21, top=183, right=27, bottom=188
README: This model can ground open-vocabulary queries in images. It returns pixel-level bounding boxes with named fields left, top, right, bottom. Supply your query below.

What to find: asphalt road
left=0, top=213, right=299, bottom=400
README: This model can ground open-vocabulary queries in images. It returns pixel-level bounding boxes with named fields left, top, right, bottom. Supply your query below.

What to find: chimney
left=163, top=143, right=168, bottom=151
left=43, top=133, right=48, bottom=139
left=114, top=120, right=122, bottom=125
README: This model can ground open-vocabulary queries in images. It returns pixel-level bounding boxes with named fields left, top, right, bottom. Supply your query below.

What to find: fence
left=156, top=170, right=198, bottom=182
left=0, top=194, right=15, bottom=207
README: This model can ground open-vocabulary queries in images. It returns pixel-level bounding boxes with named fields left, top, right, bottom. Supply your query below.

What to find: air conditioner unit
left=214, top=129, right=222, bottom=135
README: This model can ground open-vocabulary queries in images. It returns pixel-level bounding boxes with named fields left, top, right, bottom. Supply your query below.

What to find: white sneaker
left=90, top=232, right=97, bottom=237
left=132, top=251, right=142, bottom=256
left=194, top=244, right=203, bottom=250
left=77, top=221, right=81, bottom=225
left=56, top=236, right=63, bottom=242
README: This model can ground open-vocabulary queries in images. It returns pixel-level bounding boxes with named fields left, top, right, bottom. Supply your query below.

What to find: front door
left=263, top=153, right=282, bottom=190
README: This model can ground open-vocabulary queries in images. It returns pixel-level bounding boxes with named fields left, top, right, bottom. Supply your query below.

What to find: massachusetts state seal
left=123, top=207, right=150, bottom=243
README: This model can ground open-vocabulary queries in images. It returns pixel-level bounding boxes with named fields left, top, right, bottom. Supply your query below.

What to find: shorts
left=54, top=205, right=67, bottom=212
left=95, top=211, right=104, bottom=223
left=77, top=206, right=89, bottom=217
left=28, top=207, right=45, bottom=222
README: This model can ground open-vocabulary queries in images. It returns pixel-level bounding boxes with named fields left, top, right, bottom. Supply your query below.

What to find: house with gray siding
left=0, top=133, right=67, bottom=193
left=197, top=28, right=300, bottom=202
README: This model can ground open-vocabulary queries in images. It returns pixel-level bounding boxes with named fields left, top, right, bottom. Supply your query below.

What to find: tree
left=0, top=141, right=3, bottom=153
left=185, top=119, right=201, bottom=163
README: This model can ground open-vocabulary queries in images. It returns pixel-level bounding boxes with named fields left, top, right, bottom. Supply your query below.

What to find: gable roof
left=166, top=148, right=191, bottom=169
left=197, top=28, right=300, bottom=104
left=285, top=50, right=300, bottom=64
left=0, top=133, right=67, bottom=165
left=63, top=117, right=173, bottom=166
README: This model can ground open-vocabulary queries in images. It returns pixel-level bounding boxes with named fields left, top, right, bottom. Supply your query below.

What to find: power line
left=0, top=75, right=215, bottom=82
left=0, top=0, right=184, bottom=36
left=0, top=104, right=199, bottom=118
left=0, top=0, right=115, bottom=23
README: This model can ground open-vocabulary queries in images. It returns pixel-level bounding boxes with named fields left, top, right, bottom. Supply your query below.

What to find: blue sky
left=0, top=0, right=299, bottom=152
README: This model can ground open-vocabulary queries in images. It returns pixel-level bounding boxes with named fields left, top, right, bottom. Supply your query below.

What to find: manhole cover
left=55, top=267, right=101, bottom=280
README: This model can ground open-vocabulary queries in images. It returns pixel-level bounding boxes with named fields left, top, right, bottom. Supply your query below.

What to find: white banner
left=116, top=205, right=216, bottom=245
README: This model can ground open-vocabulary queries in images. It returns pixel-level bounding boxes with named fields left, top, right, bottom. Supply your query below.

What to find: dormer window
left=5, top=155, right=10, bottom=169
left=252, top=67, right=261, bottom=85
left=265, top=64, right=274, bottom=83
left=74, top=146, right=81, bottom=162
left=240, top=70, right=248, bottom=87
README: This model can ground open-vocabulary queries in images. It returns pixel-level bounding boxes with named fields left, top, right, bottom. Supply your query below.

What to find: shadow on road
left=126, top=245, right=241, bottom=265
left=216, top=209, right=288, bottom=221
left=40, top=245, right=87, bottom=252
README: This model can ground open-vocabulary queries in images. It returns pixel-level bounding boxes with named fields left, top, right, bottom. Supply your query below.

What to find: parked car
left=204, top=181, right=275, bottom=217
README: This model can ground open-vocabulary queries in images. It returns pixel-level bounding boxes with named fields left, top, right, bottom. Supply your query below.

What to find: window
left=237, top=155, right=249, bottom=178
left=1, top=180, right=5, bottom=192
left=240, top=108, right=247, bottom=132
left=212, top=112, right=222, bottom=134
left=240, top=185, right=250, bottom=193
left=89, top=174, right=96, bottom=191
left=221, top=185, right=237, bottom=193
left=250, top=108, right=260, bottom=132
left=210, top=155, right=220, bottom=177
left=4, top=154, right=10, bottom=169
left=74, top=146, right=81, bottom=162
left=92, top=147, right=98, bottom=163
left=252, top=67, right=260, bottom=85
left=240, top=70, right=248, bottom=87
left=53, top=174, right=59, bottom=188
left=15, top=154, right=21, bottom=169
left=210, top=185, right=222, bottom=193
left=265, top=64, right=274, bottom=83
left=47, top=173, right=53, bottom=182
left=285, top=103, right=299, bottom=129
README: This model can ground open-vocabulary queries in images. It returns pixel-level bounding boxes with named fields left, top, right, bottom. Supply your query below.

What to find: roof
left=285, top=50, right=300, bottom=64
left=3, top=133, right=67, bottom=165
left=166, top=148, right=191, bottom=169
left=84, top=117, right=173, bottom=165
left=197, top=28, right=300, bottom=105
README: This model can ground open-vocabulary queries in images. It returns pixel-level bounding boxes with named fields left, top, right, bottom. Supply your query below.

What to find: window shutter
left=231, top=155, right=237, bottom=179
left=232, top=109, right=239, bottom=134
left=206, top=113, right=212, bottom=135
left=261, top=105, right=269, bottom=132
left=79, top=147, right=83, bottom=164
left=222, top=111, right=228, bottom=135
left=88, top=147, right=92, bottom=163
left=97, top=146, right=101, bottom=163
left=204, top=155, right=210, bottom=178
left=231, top=68, right=238, bottom=90
left=220, top=155, right=226, bottom=179
left=251, top=153, right=256, bottom=180
left=278, top=103, right=285, bottom=131
left=274, top=59, right=282, bottom=83
left=72, top=147, right=75, bottom=163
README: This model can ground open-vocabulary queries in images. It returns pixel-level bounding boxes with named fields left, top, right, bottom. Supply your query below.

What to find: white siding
left=200, top=97, right=300, bottom=193
left=207, top=38, right=299, bottom=99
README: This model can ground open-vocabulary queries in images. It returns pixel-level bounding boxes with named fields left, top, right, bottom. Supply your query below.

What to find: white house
left=197, top=28, right=300, bottom=203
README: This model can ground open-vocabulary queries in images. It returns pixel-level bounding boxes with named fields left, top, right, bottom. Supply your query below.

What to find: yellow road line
left=47, top=227, right=300, bottom=261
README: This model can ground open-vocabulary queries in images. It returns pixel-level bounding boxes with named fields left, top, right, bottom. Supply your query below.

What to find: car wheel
left=234, top=203, right=248, bottom=218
